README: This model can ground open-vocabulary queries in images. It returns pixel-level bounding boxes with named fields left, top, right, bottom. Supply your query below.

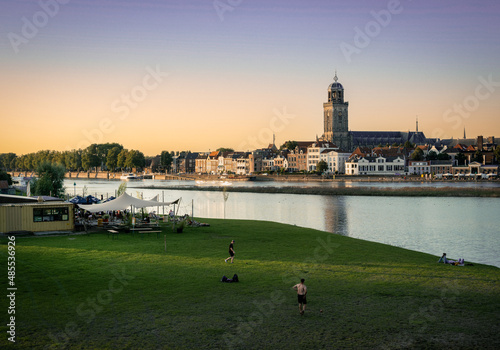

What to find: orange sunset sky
left=1, top=1, right=499, bottom=156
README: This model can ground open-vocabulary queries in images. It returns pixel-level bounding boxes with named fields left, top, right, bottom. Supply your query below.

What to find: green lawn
left=1, top=219, right=499, bottom=349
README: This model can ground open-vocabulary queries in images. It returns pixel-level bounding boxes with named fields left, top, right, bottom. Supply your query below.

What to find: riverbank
left=137, top=184, right=500, bottom=197
left=12, top=171, right=500, bottom=197
left=3, top=219, right=498, bottom=349
left=10, top=170, right=500, bottom=184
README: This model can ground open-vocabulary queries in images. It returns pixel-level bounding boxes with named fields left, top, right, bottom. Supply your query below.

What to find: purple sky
left=1, top=0, right=499, bottom=154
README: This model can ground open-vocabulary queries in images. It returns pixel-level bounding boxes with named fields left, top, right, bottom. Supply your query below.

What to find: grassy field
left=1, top=219, right=499, bottom=349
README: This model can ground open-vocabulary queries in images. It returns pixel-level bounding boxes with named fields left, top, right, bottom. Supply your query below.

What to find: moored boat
left=120, top=173, right=142, bottom=180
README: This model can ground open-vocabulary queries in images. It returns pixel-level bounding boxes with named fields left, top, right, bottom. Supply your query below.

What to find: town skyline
left=1, top=0, right=500, bottom=155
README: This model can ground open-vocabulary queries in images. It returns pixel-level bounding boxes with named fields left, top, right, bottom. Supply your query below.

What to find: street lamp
left=73, top=182, right=76, bottom=196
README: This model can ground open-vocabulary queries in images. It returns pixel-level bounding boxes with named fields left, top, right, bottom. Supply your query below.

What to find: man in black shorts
left=225, top=240, right=235, bottom=263
left=293, top=278, right=307, bottom=315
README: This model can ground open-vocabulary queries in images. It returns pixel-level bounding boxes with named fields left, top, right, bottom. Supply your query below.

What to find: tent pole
left=172, top=203, right=175, bottom=232
left=175, top=198, right=182, bottom=217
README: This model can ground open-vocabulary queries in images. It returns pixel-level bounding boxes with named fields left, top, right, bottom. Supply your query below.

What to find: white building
left=408, top=160, right=431, bottom=175
left=307, top=142, right=337, bottom=171
left=320, top=150, right=351, bottom=174
left=235, top=155, right=249, bottom=175
left=262, top=158, right=275, bottom=172
left=345, top=156, right=406, bottom=175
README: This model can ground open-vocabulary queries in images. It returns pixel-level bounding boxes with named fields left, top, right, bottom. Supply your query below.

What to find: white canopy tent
left=77, top=192, right=179, bottom=213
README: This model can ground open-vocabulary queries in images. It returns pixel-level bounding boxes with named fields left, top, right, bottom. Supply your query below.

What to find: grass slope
left=1, top=219, right=499, bottom=349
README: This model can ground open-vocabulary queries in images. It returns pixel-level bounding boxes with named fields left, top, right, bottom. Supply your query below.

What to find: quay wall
left=9, top=171, right=499, bottom=183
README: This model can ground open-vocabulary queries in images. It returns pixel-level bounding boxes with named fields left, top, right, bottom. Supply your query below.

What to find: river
left=64, top=178, right=500, bottom=268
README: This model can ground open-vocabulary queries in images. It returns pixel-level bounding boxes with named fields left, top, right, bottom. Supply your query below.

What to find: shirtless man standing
left=293, top=279, right=307, bottom=315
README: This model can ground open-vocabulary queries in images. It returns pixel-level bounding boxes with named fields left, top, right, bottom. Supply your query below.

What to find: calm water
left=64, top=179, right=500, bottom=268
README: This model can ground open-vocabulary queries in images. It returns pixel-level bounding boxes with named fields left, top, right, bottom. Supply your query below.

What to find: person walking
left=225, top=240, right=235, bottom=263
left=292, top=279, right=307, bottom=315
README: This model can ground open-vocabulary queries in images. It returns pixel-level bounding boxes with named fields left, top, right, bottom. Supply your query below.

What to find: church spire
left=463, top=127, right=466, bottom=139
left=416, top=116, right=418, bottom=133
left=334, top=70, right=338, bottom=83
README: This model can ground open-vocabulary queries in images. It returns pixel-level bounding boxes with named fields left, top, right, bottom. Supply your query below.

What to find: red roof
left=453, top=144, right=467, bottom=151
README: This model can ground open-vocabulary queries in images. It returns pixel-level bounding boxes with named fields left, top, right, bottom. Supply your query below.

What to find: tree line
left=0, top=143, right=174, bottom=173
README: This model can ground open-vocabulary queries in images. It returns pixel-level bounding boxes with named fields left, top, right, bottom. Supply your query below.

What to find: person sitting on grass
left=438, top=253, right=464, bottom=265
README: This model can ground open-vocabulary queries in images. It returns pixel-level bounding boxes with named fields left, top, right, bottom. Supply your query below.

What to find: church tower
left=323, top=72, right=351, bottom=150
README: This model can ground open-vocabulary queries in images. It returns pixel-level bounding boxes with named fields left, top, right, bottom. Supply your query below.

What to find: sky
left=1, top=0, right=499, bottom=156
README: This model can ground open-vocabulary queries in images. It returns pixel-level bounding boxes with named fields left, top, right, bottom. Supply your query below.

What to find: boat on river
left=120, top=173, right=142, bottom=181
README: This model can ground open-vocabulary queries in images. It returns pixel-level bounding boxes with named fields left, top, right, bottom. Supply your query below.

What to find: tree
left=456, top=152, right=466, bottom=166
left=0, top=153, right=17, bottom=171
left=97, top=143, right=123, bottom=169
left=404, top=141, right=414, bottom=149
left=148, top=156, right=160, bottom=172
left=64, top=150, right=82, bottom=171
left=15, top=156, right=24, bottom=171
left=410, top=148, right=424, bottom=161
left=280, top=141, right=298, bottom=151
left=117, top=182, right=127, bottom=197
left=33, top=150, right=52, bottom=169
left=216, top=148, right=234, bottom=153
left=31, top=162, right=66, bottom=198
left=316, top=160, right=328, bottom=173
left=426, top=151, right=438, bottom=161
left=437, top=153, right=450, bottom=161
left=117, top=149, right=129, bottom=170
left=0, top=169, right=12, bottom=185
left=82, top=144, right=100, bottom=171
left=472, top=150, right=483, bottom=164
left=125, top=150, right=145, bottom=170
left=494, top=146, right=500, bottom=163
left=9, top=157, right=17, bottom=171
left=106, top=146, right=122, bottom=171
left=51, top=151, right=65, bottom=167
left=160, top=151, right=173, bottom=173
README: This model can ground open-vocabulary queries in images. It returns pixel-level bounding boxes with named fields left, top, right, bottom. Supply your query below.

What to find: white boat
left=120, top=173, right=142, bottom=180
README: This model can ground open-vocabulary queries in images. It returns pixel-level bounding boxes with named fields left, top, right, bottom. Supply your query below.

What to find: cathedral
left=321, top=73, right=427, bottom=151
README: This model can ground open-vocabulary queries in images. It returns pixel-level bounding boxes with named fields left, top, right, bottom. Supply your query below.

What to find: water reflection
left=323, top=196, right=348, bottom=235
